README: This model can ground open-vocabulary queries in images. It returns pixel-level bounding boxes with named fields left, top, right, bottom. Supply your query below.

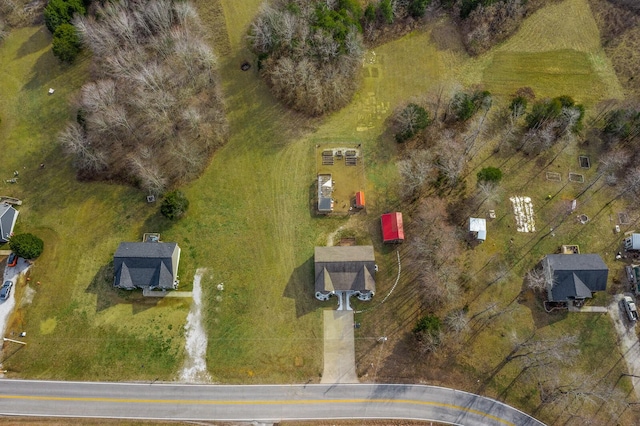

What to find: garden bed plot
left=316, top=144, right=365, bottom=214
left=579, top=155, right=591, bottom=169
left=619, top=212, right=631, bottom=225
left=569, top=173, right=584, bottom=183
left=546, top=171, right=562, bottom=182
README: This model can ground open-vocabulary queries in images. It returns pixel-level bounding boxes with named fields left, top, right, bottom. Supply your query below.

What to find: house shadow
left=139, top=207, right=176, bottom=237
left=85, top=261, right=160, bottom=314
left=518, top=283, right=567, bottom=329
left=283, top=255, right=324, bottom=317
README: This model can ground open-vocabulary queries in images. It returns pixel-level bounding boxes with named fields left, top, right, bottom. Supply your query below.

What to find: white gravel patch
left=179, top=268, right=211, bottom=383
left=510, top=196, right=536, bottom=232
left=609, top=295, right=640, bottom=400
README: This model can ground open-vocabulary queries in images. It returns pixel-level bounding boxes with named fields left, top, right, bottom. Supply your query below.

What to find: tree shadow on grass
left=85, top=261, right=159, bottom=314
left=16, top=27, right=51, bottom=59
left=139, top=206, right=177, bottom=237
left=24, top=48, right=65, bottom=92
left=283, top=255, right=324, bottom=318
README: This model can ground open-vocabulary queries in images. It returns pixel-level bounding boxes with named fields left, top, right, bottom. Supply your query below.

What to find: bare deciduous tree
left=526, top=267, right=547, bottom=293
left=398, top=149, right=434, bottom=199
left=445, top=309, right=469, bottom=334
left=61, top=0, right=227, bottom=193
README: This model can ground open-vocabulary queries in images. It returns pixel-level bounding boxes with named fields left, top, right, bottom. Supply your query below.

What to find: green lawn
left=0, top=1, right=637, bottom=422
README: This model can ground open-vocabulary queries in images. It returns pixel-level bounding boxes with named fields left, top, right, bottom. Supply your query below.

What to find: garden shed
left=381, top=212, right=404, bottom=243
left=469, top=217, right=487, bottom=241
left=355, top=191, right=365, bottom=209
left=317, top=174, right=334, bottom=213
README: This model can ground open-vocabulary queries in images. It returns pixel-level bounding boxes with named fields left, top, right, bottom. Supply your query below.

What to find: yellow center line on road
left=0, top=395, right=515, bottom=426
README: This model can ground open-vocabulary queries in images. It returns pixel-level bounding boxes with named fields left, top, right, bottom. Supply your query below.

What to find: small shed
left=355, top=191, right=365, bottom=209
left=625, top=234, right=640, bottom=251
left=317, top=174, right=334, bottom=213
left=381, top=212, right=404, bottom=244
left=469, top=217, right=487, bottom=241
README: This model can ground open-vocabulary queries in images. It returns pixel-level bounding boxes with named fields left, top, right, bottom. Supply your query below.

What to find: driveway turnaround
left=321, top=309, right=358, bottom=384
left=0, top=380, right=545, bottom=426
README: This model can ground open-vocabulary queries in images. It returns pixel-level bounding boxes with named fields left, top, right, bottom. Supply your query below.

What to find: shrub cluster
left=52, top=23, right=81, bottom=63
left=249, top=0, right=364, bottom=116
left=44, top=0, right=85, bottom=62
left=9, top=233, right=44, bottom=259
left=394, top=103, right=431, bottom=143
left=161, top=190, right=190, bottom=220
left=510, top=94, right=585, bottom=154
left=450, top=90, right=491, bottom=122
left=477, top=166, right=502, bottom=183
left=58, top=0, right=228, bottom=194
left=602, top=107, right=640, bottom=143
left=413, top=313, right=442, bottom=353
left=525, top=95, right=584, bottom=132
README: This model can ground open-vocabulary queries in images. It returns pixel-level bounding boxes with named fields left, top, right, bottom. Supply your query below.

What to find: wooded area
left=59, top=0, right=228, bottom=193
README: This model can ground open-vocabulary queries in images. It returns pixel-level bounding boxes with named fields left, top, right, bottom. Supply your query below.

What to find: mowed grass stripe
left=482, top=50, right=608, bottom=104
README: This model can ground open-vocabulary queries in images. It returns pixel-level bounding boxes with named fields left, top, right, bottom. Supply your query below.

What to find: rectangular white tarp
left=510, top=196, right=536, bottom=232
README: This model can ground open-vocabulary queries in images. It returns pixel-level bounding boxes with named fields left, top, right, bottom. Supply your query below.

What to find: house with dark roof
left=314, top=246, right=376, bottom=302
left=0, top=203, right=18, bottom=243
left=113, top=242, right=181, bottom=291
left=542, top=254, right=608, bottom=303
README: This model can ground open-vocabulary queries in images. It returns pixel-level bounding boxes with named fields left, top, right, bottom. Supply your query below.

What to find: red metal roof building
left=355, top=191, right=365, bottom=208
left=381, top=212, right=404, bottom=243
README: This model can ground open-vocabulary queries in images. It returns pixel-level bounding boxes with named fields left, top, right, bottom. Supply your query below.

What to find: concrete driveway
left=322, top=309, right=358, bottom=383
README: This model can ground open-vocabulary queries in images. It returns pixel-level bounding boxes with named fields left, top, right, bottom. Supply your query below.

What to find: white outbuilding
left=469, top=217, right=487, bottom=241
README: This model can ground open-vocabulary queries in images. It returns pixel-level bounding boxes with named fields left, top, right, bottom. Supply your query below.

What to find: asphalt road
left=0, top=380, right=545, bottom=425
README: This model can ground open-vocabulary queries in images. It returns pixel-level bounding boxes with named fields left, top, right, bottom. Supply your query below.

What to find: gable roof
left=469, top=217, right=487, bottom=240
left=543, top=254, right=608, bottom=302
left=114, top=242, right=180, bottom=290
left=0, top=203, right=18, bottom=243
left=314, top=246, right=376, bottom=294
left=381, top=212, right=404, bottom=243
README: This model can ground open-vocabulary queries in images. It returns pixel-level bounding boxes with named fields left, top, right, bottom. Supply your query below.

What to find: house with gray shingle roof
left=314, top=246, right=376, bottom=302
left=542, top=254, right=608, bottom=303
left=113, top=242, right=180, bottom=290
left=0, top=203, right=18, bottom=243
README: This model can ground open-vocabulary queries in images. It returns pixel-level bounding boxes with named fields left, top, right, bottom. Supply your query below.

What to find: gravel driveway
left=609, top=294, right=640, bottom=400
left=0, top=258, right=30, bottom=350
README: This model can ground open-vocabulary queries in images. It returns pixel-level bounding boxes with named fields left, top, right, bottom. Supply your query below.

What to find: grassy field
left=0, top=0, right=638, bottom=422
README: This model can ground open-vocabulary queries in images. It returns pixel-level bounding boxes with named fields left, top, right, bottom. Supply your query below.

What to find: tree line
left=58, top=0, right=228, bottom=194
